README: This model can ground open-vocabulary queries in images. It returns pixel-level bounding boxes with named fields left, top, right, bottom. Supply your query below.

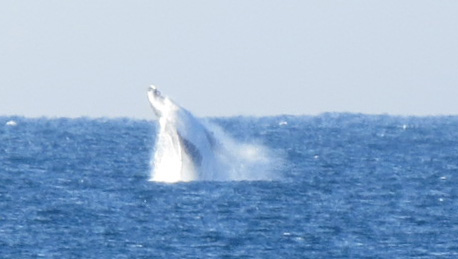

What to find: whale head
left=147, top=85, right=173, bottom=117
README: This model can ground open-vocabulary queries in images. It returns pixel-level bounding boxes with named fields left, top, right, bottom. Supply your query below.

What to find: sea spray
left=203, top=121, right=279, bottom=181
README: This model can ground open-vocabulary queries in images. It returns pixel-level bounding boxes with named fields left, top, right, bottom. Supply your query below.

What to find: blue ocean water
left=1, top=114, right=458, bottom=258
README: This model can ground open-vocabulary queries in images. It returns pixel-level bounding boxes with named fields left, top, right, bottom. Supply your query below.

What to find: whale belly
left=151, top=120, right=199, bottom=182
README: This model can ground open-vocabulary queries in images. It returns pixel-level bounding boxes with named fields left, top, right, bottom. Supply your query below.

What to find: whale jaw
left=147, top=85, right=170, bottom=118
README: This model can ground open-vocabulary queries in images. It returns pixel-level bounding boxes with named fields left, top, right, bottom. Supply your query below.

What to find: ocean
left=1, top=114, right=458, bottom=258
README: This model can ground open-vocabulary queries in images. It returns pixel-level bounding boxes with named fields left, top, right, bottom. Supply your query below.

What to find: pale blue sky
left=1, top=1, right=457, bottom=119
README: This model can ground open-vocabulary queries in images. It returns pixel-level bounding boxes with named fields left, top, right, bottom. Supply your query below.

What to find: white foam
left=6, top=120, right=17, bottom=126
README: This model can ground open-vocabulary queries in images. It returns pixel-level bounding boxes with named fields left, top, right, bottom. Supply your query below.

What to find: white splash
left=147, top=85, right=277, bottom=183
left=6, top=120, right=17, bottom=126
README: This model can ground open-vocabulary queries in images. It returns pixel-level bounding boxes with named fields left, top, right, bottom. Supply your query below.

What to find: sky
left=1, top=1, right=457, bottom=119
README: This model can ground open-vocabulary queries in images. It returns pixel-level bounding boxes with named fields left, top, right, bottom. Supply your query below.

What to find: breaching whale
left=147, top=85, right=218, bottom=182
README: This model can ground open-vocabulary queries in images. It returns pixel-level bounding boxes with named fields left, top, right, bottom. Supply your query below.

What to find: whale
left=147, top=85, right=218, bottom=182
